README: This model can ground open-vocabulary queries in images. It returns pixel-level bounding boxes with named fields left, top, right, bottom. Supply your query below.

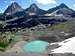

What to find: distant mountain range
left=0, top=2, right=75, bottom=29
left=4, top=2, right=75, bottom=16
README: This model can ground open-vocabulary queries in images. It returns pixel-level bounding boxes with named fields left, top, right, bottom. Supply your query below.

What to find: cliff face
left=25, top=3, right=47, bottom=15
left=4, top=2, right=23, bottom=15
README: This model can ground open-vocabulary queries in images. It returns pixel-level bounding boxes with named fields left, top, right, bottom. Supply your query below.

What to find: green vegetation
left=0, top=31, right=24, bottom=52
left=48, top=21, right=75, bottom=31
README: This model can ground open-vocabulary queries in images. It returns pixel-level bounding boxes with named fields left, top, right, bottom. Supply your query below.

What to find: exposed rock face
left=25, top=3, right=47, bottom=15
left=4, top=2, right=23, bottom=15
left=47, top=3, right=74, bottom=17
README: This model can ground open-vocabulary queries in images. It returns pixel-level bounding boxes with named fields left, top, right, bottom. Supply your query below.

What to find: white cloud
left=36, top=0, right=56, bottom=5
left=73, top=4, right=75, bottom=7
left=6, top=5, right=8, bottom=8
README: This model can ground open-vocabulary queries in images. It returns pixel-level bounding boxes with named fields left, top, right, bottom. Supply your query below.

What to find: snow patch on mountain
left=51, top=37, right=75, bottom=54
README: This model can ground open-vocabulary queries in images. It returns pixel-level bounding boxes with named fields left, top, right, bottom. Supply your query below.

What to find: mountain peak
left=58, top=3, right=69, bottom=8
left=25, top=3, right=39, bottom=13
left=4, top=2, right=23, bottom=15
left=11, top=2, right=19, bottom=6
left=48, top=3, right=70, bottom=13
left=30, top=3, right=38, bottom=9
left=25, top=3, right=46, bottom=15
left=48, top=3, right=74, bottom=17
left=31, top=3, right=37, bottom=6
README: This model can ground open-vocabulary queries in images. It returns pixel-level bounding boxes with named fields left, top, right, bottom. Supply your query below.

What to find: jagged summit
left=47, top=3, right=74, bottom=17
left=25, top=3, right=39, bottom=13
left=30, top=3, right=38, bottom=8
left=4, top=2, right=23, bottom=15
left=25, top=3, right=46, bottom=15
left=58, top=3, right=69, bottom=9
left=48, top=3, right=69, bottom=13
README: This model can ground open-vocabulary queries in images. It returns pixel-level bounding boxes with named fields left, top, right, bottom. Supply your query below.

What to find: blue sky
left=0, top=0, right=75, bottom=13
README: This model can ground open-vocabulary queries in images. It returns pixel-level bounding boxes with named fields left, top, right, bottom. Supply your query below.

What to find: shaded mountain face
left=25, top=4, right=47, bottom=15
left=48, top=3, right=74, bottom=17
left=0, top=13, right=4, bottom=21
left=25, top=4, right=38, bottom=13
left=71, top=12, right=75, bottom=17
left=3, top=2, right=28, bottom=21
left=56, top=8, right=74, bottom=17
left=4, top=2, right=23, bottom=15
left=5, top=11, right=27, bottom=20
left=48, top=3, right=70, bottom=13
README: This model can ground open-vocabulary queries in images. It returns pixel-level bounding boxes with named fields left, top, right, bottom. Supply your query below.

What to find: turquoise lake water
left=22, top=40, right=49, bottom=52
